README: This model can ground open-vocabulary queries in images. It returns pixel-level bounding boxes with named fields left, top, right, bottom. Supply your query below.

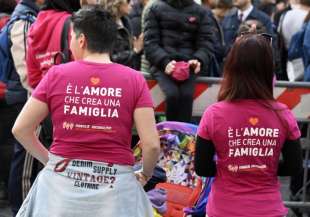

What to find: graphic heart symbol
left=90, top=77, right=100, bottom=85
left=249, top=117, right=259, bottom=126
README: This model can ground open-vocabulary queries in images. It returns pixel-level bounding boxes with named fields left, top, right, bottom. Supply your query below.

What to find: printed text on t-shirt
left=227, top=126, right=279, bottom=158
left=63, top=81, right=122, bottom=118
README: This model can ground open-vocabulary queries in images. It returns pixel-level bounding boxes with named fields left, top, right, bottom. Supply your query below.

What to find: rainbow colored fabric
left=134, top=121, right=199, bottom=188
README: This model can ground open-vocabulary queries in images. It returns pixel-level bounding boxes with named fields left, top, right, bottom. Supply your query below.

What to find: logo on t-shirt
left=228, top=164, right=238, bottom=172
left=90, top=76, right=100, bottom=86
left=249, top=117, right=259, bottom=126
left=63, top=121, right=74, bottom=130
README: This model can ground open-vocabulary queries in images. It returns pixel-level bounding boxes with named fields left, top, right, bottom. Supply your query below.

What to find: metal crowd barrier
left=145, top=74, right=310, bottom=213
left=145, top=74, right=310, bottom=121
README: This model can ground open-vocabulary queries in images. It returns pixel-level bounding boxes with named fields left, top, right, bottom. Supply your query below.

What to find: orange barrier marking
left=276, top=88, right=310, bottom=110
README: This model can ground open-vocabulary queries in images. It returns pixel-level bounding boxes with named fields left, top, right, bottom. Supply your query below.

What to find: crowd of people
left=0, top=0, right=307, bottom=216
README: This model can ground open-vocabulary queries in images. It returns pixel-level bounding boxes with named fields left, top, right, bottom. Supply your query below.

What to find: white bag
left=287, top=58, right=304, bottom=81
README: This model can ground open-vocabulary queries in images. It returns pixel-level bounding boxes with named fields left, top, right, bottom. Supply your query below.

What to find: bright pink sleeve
left=134, top=73, right=154, bottom=108
left=31, top=67, right=53, bottom=103
left=197, top=106, right=214, bottom=140
left=284, top=109, right=301, bottom=140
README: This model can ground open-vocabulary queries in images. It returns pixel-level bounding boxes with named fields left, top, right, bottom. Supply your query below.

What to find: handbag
left=171, top=61, right=190, bottom=81
left=287, top=58, right=304, bottom=81
left=287, top=24, right=307, bottom=81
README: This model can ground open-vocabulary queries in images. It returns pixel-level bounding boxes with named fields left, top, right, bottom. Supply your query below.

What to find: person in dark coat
left=104, top=0, right=143, bottom=70
left=128, top=0, right=149, bottom=37
left=204, top=7, right=226, bottom=76
left=222, top=0, right=274, bottom=53
left=128, top=0, right=149, bottom=70
left=144, top=0, right=215, bottom=122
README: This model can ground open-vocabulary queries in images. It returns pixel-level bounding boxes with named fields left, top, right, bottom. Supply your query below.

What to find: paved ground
left=0, top=177, right=302, bottom=217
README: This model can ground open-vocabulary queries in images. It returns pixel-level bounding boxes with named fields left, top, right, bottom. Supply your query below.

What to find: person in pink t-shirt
left=12, top=7, right=160, bottom=217
left=195, top=34, right=303, bottom=217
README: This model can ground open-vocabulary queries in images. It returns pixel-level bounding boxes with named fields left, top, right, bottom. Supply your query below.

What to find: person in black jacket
left=144, top=0, right=215, bottom=122
left=128, top=0, right=149, bottom=70
left=128, top=0, right=149, bottom=37
left=204, top=7, right=226, bottom=76
left=104, top=0, right=143, bottom=70
left=221, top=0, right=274, bottom=53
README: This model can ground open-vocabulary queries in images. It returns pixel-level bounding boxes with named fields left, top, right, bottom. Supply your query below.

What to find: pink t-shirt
left=198, top=100, right=300, bottom=217
left=32, top=61, right=153, bottom=165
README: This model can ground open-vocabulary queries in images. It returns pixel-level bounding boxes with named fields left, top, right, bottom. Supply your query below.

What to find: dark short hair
left=218, top=34, right=274, bottom=101
left=71, top=7, right=117, bottom=53
left=42, top=0, right=81, bottom=13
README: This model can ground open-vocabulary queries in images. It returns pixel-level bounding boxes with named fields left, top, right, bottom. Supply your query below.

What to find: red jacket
left=0, top=16, right=9, bottom=98
left=0, top=82, right=6, bottom=99
left=0, top=15, right=9, bottom=29
left=27, top=10, right=72, bottom=88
